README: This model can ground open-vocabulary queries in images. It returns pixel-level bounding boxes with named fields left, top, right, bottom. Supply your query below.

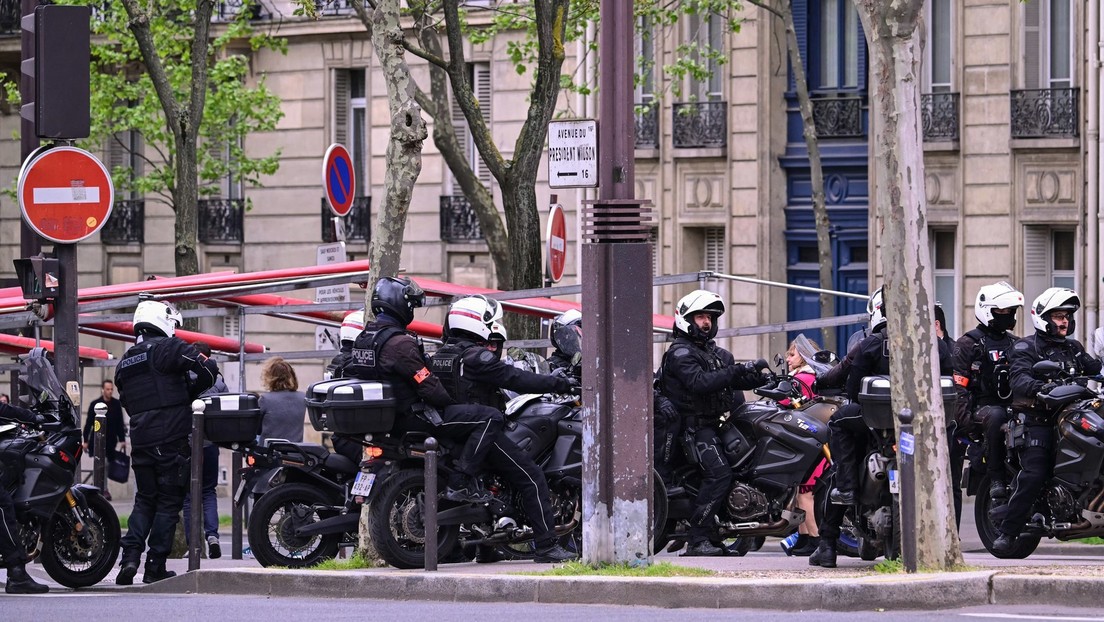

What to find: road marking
left=962, top=614, right=1104, bottom=621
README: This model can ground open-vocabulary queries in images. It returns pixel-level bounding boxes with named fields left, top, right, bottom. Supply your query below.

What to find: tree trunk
left=500, top=175, right=543, bottom=339
left=854, top=0, right=962, bottom=571
left=173, top=132, right=201, bottom=278
left=783, top=2, right=835, bottom=352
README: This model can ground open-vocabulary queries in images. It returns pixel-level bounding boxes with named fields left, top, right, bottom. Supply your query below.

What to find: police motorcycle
left=972, top=361, right=1104, bottom=559
left=199, top=394, right=360, bottom=568
left=0, top=348, right=120, bottom=587
left=815, top=374, right=958, bottom=561
left=656, top=360, right=841, bottom=553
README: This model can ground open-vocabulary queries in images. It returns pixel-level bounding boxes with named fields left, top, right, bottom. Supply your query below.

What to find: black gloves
left=1, top=403, right=43, bottom=427
left=552, top=376, right=575, bottom=394
left=745, top=359, right=770, bottom=374
left=1037, top=381, right=1059, bottom=397
left=654, top=393, right=679, bottom=425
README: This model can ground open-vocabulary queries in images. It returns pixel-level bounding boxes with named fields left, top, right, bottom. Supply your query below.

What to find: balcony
left=1010, top=88, right=1079, bottom=139
left=635, top=103, right=659, bottom=149
left=811, top=93, right=865, bottom=138
left=100, top=199, right=145, bottom=245
left=440, top=195, right=484, bottom=243
left=671, top=101, right=727, bottom=148
left=0, top=0, right=17, bottom=35
left=214, top=0, right=268, bottom=21
left=920, top=92, right=959, bottom=142
left=198, top=198, right=245, bottom=244
left=321, top=196, right=371, bottom=243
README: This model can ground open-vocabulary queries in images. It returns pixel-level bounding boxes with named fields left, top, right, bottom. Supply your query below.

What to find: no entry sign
left=323, top=143, right=355, bottom=217
left=18, top=146, right=114, bottom=244
left=546, top=202, right=567, bottom=283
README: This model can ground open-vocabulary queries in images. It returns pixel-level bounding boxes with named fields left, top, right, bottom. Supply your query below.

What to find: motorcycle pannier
left=858, top=375, right=958, bottom=430
left=306, top=379, right=396, bottom=435
left=202, top=393, right=262, bottom=444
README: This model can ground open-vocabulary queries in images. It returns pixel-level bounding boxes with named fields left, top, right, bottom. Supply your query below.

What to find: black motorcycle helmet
left=371, top=276, right=425, bottom=327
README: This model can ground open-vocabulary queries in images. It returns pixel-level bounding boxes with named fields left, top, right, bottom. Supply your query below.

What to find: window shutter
left=106, top=133, right=126, bottom=171
left=704, top=227, right=725, bottom=273
left=449, top=79, right=469, bottom=195
left=1023, top=226, right=1049, bottom=303
left=1023, top=0, right=1041, bottom=89
left=334, top=69, right=349, bottom=145
left=474, top=63, right=493, bottom=188
left=223, top=314, right=240, bottom=340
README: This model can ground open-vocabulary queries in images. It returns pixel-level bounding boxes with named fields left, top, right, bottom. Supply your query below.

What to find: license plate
left=351, top=472, right=376, bottom=497
left=888, top=469, right=899, bottom=494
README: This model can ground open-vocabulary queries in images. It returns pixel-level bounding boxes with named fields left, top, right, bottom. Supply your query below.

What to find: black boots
left=682, top=540, right=724, bottom=557
left=791, top=536, right=820, bottom=557
left=116, top=560, right=139, bottom=586
left=5, top=563, right=49, bottom=594
left=829, top=488, right=855, bottom=506
left=142, top=560, right=177, bottom=584
left=992, top=533, right=1016, bottom=556
left=809, top=539, right=838, bottom=568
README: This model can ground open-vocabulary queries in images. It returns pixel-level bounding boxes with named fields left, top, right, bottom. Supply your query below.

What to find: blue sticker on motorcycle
left=899, top=431, right=915, bottom=455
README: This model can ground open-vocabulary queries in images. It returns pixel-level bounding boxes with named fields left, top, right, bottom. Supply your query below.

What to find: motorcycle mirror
left=813, top=350, right=837, bottom=365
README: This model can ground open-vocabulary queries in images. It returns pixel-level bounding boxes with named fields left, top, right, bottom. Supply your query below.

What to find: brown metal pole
left=581, top=0, right=654, bottom=564
left=92, top=403, right=106, bottom=491
left=188, top=400, right=205, bottom=571
left=423, top=437, right=438, bottom=572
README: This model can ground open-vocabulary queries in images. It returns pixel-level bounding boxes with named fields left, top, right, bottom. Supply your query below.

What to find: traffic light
left=21, top=5, right=91, bottom=140
left=13, top=255, right=60, bottom=301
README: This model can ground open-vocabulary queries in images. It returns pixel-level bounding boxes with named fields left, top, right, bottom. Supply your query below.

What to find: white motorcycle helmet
left=1030, top=287, right=1080, bottom=336
left=339, top=309, right=366, bottom=344
left=867, top=287, right=887, bottom=332
left=974, top=281, right=1023, bottom=332
left=446, top=295, right=505, bottom=343
left=133, top=299, right=183, bottom=338
left=674, top=290, right=725, bottom=341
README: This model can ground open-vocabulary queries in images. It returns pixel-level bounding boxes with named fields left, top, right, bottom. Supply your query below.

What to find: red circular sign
left=18, top=146, right=114, bottom=244
left=546, top=203, right=567, bottom=283
left=323, top=143, right=356, bottom=217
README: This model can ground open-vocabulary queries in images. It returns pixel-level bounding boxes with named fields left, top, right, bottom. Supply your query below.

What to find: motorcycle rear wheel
left=368, top=468, right=460, bottom=569
left=40, top=491, right=121, bottom=588
left=247, top=483, right=343, bottom=568
left=974, top=475, right=1040, bottom=559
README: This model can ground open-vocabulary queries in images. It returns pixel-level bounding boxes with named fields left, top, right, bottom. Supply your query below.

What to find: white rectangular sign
left=548, top=119, right=598, bottom=189
left=316, top=242, right=349, bottom=303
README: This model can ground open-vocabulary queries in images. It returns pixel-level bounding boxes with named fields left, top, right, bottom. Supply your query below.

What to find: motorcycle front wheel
left=247, top=483, right=343, bottom=568
left=368, top=468, right=460, bottom=569
left=40, top=491, right=121, bottom=588
left=974, top=475, right=1040, bottom=559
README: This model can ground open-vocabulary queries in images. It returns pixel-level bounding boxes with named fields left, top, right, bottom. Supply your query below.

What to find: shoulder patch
left=1013, top=341, right=1030, bottom=351
left=477, top=349, right=498, bottom=364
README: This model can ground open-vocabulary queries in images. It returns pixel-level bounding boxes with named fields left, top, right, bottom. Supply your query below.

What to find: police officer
left=657, top=290, right=769, bottom=557
left=430, top=294, right=577, bottom=563
left=325, top=309, right=365, bottom=380
left=993, top=288, right=1102, bottom=555
left=547, top=309, right=582, bottom=373
left=953, top=283, right=1023, bottom=505
left=812, top=288, right=952, bottom=568
left=114, top=299, right=218, bottom=585
left=0, top=401, right=50, bottom=594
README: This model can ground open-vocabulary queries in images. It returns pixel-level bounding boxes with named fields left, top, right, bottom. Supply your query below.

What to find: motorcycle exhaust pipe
left=294, top=511, right=361, bottom=538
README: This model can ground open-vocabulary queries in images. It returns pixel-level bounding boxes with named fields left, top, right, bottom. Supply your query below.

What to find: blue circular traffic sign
left=323, top=143, right=355, bottom=216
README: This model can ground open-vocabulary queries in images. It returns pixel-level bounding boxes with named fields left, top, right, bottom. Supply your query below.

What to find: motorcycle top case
left=306, top=379, right=396, bottom=435
left=857, top=376, right=957, bottom=430
left=202, top=393, right=263, bottom=444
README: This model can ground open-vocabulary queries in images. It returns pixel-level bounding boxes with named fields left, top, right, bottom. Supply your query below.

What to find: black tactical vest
left=661, top=343, right=736, bottom=420
left=115, top=339, right=190, bottom=413
left=345, top=324, right=421, bottom=411
left=964, top=328, right=1015, bottom=405
left=430, top=341, right=501, bottom=408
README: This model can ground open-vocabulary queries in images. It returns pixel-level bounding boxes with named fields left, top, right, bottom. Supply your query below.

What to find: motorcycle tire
left=973, top=475, right=1041, bottom=559
left=40, top=491, right=121, bottom=588
left=247, top=483, right=342, bottom=568
left=368, top=468, right=460, bottom=570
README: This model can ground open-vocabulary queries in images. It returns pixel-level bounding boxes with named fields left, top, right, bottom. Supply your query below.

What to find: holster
left=412, top=403, right=444, bottom=427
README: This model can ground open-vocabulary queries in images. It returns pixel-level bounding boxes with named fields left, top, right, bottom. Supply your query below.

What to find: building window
left=449, top=62, right=492, bottom=192
left=1024, top=225, right=1077, bottom=300
left=1023, top=0, right=1073, bottom=89
left=687, top=11, right=724, bottom=100
left=924, top=0, right=953, bottom=93
left=816, top=0, right=861, bottom=89
left=334, top=68, right=368, bottom=197
left=931, top=229, right=957, bottom=336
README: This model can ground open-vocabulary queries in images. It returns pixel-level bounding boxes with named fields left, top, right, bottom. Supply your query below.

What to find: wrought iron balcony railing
left=921, top=92, right=959, bottom=142
left=672, top=101, right=727, bottom=148
left=214, top=0, right=268, bottom=22
left=440, top=195, right=484, bottom=243
left=198, top=198, right=245, bottom=244
left=635, top=103, right=659, bottom=149
left=811, top=93, right=865, bottom=138
left=1010, top=87, right=1080, bottom=139
left=0, top=0, right=19, bottom=35
left=321, top=195, right=371, bottom=243
left=100, top=199, right=145, bottom=245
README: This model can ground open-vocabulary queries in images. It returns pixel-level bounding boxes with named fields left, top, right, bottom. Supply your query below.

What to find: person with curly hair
left=258, top=357, right=306, bottom=443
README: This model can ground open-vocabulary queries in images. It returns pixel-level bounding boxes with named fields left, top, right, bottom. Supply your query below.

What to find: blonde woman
left=258, top=357, right=306, bottom=443
left=783, top=335, right=827, bottom=557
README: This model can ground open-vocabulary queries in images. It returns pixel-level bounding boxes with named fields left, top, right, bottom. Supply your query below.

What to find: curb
left=991, top=575, right=1104, bottom=609
left=138, top=568, right=1003, bottom=611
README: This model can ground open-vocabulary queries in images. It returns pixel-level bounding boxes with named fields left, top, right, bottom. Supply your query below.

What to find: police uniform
left=114, top=335, right=218, bottom=575
left=999, top=332, right=1102, bottom=538
left=953, top=325, right=1017, bottom=490
left=658, top=335, right=765, bottom=545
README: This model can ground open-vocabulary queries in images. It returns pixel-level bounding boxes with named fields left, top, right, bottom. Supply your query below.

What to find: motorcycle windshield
left=21, top=347, right=75, bottom=426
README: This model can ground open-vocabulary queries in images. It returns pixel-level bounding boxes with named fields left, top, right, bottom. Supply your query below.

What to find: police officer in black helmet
left=114, top=299, right=219, bottom=585
left=657, top=289, right=770, bottom=557
left=430, top=294, right=578, bottom=563
left=992, top=287, right=1102, bottom=555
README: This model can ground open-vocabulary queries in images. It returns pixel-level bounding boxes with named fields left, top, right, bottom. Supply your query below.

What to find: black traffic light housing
left=14, top=255, right=60, bottom=301
left=21, top=5, right=91, bottom=140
